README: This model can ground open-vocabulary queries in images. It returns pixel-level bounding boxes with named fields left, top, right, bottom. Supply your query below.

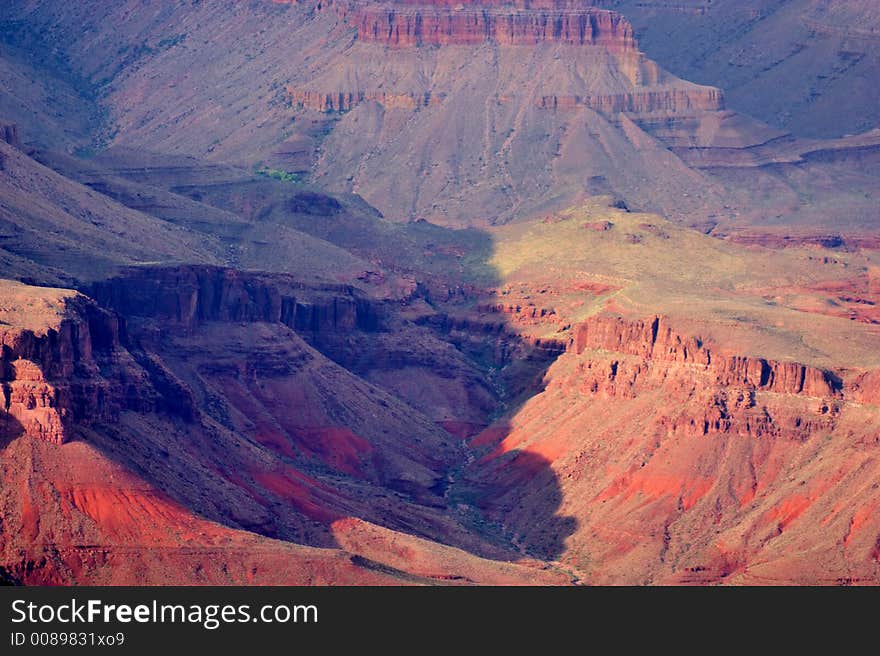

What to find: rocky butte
left=269, top=0, right=734, bottom=225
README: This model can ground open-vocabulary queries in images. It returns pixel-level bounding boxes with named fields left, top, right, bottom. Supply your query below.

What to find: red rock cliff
left=469, top=312, right=880, bottom=583
left=0, top=296, right=128, bottom=444
left=281, top=2, right=723, bottom=119
left=348, top=2, right=638, bottom=49
left=573, top=315, right=839, bottom=398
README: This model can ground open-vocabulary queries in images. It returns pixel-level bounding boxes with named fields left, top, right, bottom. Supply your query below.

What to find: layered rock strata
left=0, top=295, right=132, bottom=444
left=348, top=1, right=638, bottom=49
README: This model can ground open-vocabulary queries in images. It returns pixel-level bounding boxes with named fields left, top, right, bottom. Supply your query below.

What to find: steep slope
left=3, top=0, right=878, bottom=239
left=4, top=189, right=878, bottom=585
left=1, top=125, right=472, bottom=292
left=0, top=121, right=576, bottom=584
left=1, top=0, right=726, bottom=225
left=454, top=199, right=880, bottom=584
left=293, top=1, right=729, bottom=225
left=470, top=319, right=880, bottom=584
left=0, top=138, right=220, bottom=285
left=0, top=277, right=569, bottom=585
left=610, top=0, right=880, bottom=138
left=0, top=41, right=100, bottom=152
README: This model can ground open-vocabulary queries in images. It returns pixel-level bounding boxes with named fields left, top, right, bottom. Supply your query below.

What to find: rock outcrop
left=0, top=123, right=21, bottom=170
left=1, top=358, right=68, bottom=445
left=0, top=292, right=133, bottom=444
left=0, top=123, right=20, bottom=149
left=88, top=265, right=379, bottom=335
left=573, top=315, right=839, bottom=398
left=0, top=122, right=21, bottom=150
left=288, top=85, right=723, bottom=116
left=287, top=88, right=443, bottom=112
left=466, top=311, right=880, bottom=583
left=537, top=87, right=723, bottom=113
left=425, top=310, right=568, bottom=359
left=347, top=1, right=638, bottom=49
left=284, top=2, right=724, bottom=118
left=851, top=369, right=880, bottom=406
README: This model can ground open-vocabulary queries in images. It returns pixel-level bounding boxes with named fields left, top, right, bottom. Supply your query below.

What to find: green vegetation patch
left=255, top=167, right=302, bottom=184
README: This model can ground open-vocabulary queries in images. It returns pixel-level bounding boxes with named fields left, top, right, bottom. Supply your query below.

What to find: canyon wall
left=282, top=0, right=723, bottom=126
left=568, top=314, right=852, bottom=439
left=88, top=266, right=380, bottom=335
left=573, top=315, right=840, bottom=398
left=348, top=2, right=638, bottom=49
left=0, top=267, right=384, bottom=447
left=287, top=88, right=443, bottom=112
left=289, top=86, right=724, bottom=114
left=0, top=296, right=134, bottom=444
left=0, top=123, right=21, bottom=169
left=468, top=312, right=880, bottom=582
left=537, top=87, right=723, bottom=113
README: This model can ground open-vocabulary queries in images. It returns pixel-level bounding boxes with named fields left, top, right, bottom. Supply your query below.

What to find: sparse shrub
left=255, top=167, right=301, bottom=183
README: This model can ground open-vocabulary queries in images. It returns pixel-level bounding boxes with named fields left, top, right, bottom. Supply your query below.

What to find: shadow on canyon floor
left=467, top=438, right=578, bottom=562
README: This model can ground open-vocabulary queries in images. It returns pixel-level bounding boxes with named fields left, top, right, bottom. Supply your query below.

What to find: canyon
left=608, top=0, right=880, bottom=139
left=0, top=268, right=571, bottom=585
left=2, top=0, right=876, bottom=239
left=0, top=0, right=878, bottom=586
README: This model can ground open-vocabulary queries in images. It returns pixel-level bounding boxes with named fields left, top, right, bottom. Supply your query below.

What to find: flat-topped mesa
left=346, top=1, right=638, bottom=49
left=283, top=2, right=724, bottom=117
